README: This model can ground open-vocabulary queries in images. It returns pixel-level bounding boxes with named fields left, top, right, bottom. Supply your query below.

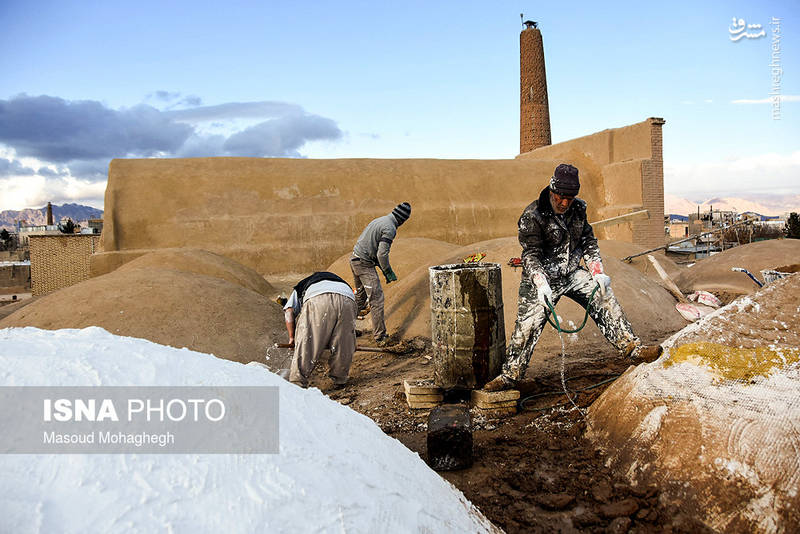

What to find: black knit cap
left=392, top=202, right=412, bottom=224
left=549, top=164, right=580, bottom=197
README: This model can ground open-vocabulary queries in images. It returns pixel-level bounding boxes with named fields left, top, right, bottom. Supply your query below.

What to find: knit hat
left=549, top=164, right=580, bottom=197
left=392, top=202, right=412, bottom=225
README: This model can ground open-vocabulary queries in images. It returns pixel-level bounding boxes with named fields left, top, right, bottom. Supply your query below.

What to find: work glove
left=532, top=272, right=553, bottom=307
left=588, top=261, right=612, bottom=299
left=383, top=268, right=398, bottom=284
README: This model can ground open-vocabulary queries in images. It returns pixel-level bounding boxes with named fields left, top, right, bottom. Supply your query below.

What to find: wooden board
left=471, top=389, right=520, bottom=403
left=473, top=406, right=517, bottom=417
left=406, top=393, right=445, bottom=402
left=404, top=379, right=442, bottom=395
left=406, top=400, right=442, bottom=409
left=472, top=399, right=518, bottom=410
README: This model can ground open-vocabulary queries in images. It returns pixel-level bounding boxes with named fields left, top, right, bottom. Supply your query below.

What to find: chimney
left=520, top=20, right=551, bottom=154
left=46, top=202, right=53, bottom=225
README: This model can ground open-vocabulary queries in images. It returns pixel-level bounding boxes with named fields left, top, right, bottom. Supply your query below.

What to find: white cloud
left=0, top=94, right=345, bottom=210
left=0, top=175, right=48, bottom=210
left=164, top=101, right=305, bottom=123
left=0, top=174, right=105, bottom=211
left=731, top=95, right=800, bottom=104
left=665, top=151, right=800, bottom=197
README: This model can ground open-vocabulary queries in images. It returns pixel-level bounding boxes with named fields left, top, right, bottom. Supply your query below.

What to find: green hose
left=519, top=283, right=607, bottom=415
left=543, top=284, right=600, bottom=333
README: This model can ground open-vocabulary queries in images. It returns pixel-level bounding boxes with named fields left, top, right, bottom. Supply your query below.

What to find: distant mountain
left=0, top=203, right=103, bottom=231
left=665, top=193, right=800, bottom=217
left=664, top=194, right=701, bottom=216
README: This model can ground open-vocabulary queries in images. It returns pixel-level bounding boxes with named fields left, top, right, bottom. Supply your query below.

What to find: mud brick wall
left=518, top=118, right=666, bottom=249
left=93, top=158, right=593, bottom=277
left=0, top=264, right=31, bottom=292
left=30, top=235, right=101, bottom=296
left=94, top=119, right=663, bottom=277
left=520, top=26, right=551, bottom=153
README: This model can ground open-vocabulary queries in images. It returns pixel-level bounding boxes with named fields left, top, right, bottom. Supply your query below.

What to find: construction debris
left=686, top=291, right=721, bottom=308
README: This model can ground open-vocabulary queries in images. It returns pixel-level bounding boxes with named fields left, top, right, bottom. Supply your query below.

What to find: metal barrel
left=429, top=263, right=506, bottom=389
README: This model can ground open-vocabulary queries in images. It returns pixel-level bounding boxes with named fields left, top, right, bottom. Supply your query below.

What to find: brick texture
left=520, top=27, right=551, bottom=153
left=632, top=118, right=666, bottom=248
left=29, top=235, right=101, bottom=296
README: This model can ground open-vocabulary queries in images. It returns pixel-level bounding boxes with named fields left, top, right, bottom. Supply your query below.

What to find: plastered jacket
left=518, top=187, right=603, bottom=283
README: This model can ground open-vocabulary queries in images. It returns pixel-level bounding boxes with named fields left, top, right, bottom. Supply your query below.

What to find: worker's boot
left=483, top=374, right=515, bottom=392
left=629, top=344, right=663, bottom=363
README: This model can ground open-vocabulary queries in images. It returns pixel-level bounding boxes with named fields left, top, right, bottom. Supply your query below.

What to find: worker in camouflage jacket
left=484, top=164, right=662, bottom=391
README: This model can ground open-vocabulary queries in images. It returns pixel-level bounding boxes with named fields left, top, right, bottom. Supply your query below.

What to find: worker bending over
left=283, top=271, right=357, bottom=389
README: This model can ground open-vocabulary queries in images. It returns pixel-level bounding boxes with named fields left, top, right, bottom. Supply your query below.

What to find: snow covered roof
left=0, top=327, right=497, bottom=533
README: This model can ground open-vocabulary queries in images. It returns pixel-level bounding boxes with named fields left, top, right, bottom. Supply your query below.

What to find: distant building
left=740, top=211, right=769, bottom=222
left=666, top=242, right=721, bottom=261
left=666, top=214, right=689, bottom=238
left=0, top=260, right=31, bottom=297
left=758, top=219, right=785, bottom=232
left=78, top=218, right=104, bottom=234
left=18, top=223, right=61, bottom=246
left=668, top=222, right=689, bottom=238
left=87, top=218, right=103, bottom=234
left=28, top=234, right=101, bottom=296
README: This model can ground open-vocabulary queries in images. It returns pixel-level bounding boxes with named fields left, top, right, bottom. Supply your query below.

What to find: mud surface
left=586, top=273, right=800, bottom=532
left=0, top=250, right=288, bottom=367
left=669, top=271, right=800, bottom=351
left=8, top=239, right=795, bottom=531
left=675, top=239, right=800, bottom=295
left=286, top=327, right=712, bottom=533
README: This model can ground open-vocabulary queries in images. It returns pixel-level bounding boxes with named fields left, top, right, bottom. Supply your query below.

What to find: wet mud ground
left=304, top=337, right=714, bottom=533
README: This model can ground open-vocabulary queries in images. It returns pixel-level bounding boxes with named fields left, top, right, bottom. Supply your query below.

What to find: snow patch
left=0, top=327, right=496, bottom=533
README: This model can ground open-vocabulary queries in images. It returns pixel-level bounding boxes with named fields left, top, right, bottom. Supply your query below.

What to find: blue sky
left=0, top=0, right=797, bottom=210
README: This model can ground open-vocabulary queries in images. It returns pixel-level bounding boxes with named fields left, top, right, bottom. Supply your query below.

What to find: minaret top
left=523, top=20, right=538, bottom=30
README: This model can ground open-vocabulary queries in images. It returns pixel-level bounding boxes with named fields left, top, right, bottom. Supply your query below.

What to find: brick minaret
left=46, top=202, right=53, bottom=225
left=520, top=21, right=551, bottom=153
left=633, top=117, right=667, bottom=248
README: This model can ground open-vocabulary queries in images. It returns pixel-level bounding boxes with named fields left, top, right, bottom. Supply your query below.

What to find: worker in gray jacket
left=350, top=202, right=411, bottom=346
